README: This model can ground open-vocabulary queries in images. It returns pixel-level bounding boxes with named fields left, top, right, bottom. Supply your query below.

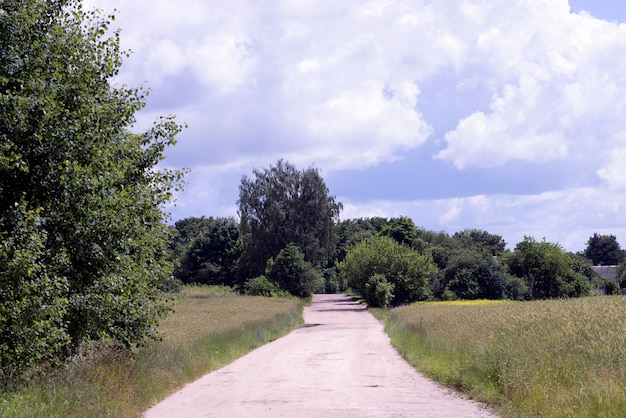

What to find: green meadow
left=379, top=297, right=626, bottom=417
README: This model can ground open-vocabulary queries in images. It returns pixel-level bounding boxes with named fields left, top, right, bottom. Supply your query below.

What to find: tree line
left=171, top=160, right=626, bottom=307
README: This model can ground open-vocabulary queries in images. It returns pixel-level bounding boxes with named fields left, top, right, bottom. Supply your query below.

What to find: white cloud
left=340, top=186, right=626, bottom=252
left=82, top=0, right=626, bottom=250
left=437, top=2, right=626, bottom=174
left=87, top=0, right=626, bottom=170
left=188, top=34, right=258, bottom=95
left=437, top=75, right=570, bottom=168
left=300, top=81, right=432, bottom=169
left=597, top=145, right=626, bottom=190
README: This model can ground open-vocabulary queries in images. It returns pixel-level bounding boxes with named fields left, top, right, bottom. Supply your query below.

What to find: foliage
left=320, top=268, right=345, bottom=294
left=432, top=247, right=520, bottom=300
left=169, top=217, right=217, bottom=260
left=569, top=253, right=619, bottom=296
left=452, top=229, right=507, bottom=256
left=334, top=219, right=376, bottom=263
left=0, top=205, right=70, bottom=382
left=583, top=233, right=624, bottom=266
left=174, top=217, right=241, bottom=287
left=237, top=159, right=342, bottom=278
left=603, top=279, right=620, bottom=295
left=243, top=275, right=288, bottom=297
left=364, top=274, right=394, bottom=307
left=337, top=235, right=437, bottom=306
left=384, top=297, right=626, bottom=418
left=508, top=237, right=590, bottom=299
left=617, top=262, right=626, bottom=289
left=265, top=243, right=324, bottom=297
left=380, top=216, right=421, bottom=248
left=0, top=0, right=184, bottom=381
left=0, top=287, right=302, bottom=416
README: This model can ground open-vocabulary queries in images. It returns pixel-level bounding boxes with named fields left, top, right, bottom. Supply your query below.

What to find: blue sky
left=86, top=0, right=626, bottom=252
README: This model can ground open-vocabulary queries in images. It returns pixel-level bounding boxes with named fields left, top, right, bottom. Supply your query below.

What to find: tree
left=452, top=229, right=507, bottom=256
left=432, top=247, right=518, bottom=300
left=170, top=217, right=217, bottom=260
left=508, top=237, right=589, bottom=299
left=238, top=159, right=342, bottom=278
left=334, top=219, right=375, bottom=263
left=0, top=1, right=184, bottom=381
left=175, top=217, right=241, bottom=287
left=583, top=233, right=624, bottom=266
left=265, top=243, right=323, bottom=297
left=338, top=235, right=437, bottom=306
left=380, top=216, right=421, bottom=248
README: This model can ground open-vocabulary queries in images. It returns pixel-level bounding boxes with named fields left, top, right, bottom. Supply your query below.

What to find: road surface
left=144, top=294, right=497, bottom=417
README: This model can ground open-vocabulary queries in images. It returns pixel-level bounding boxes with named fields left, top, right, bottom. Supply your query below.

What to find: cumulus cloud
left=82, top=0, right=626, bottom=250
left=437, top=4, right=626, bottom=173
left=597, top=145, right=626, bottom=190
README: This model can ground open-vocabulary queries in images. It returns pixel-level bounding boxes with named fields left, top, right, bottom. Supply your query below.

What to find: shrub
left=433, top=247, right=518, bottom=300
left=603, top=279, right=620, bottom=295
left=364, top=274, right=395, bottom=307
left=243, top=276, right=286, bottom=297
left=266, top=243, right=324, bottom=297
left=338, top=235, right=437, bottom=305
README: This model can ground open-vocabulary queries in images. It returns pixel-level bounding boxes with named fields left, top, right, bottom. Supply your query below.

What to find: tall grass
left=0, top=286, right=303, bottom=417
left=382, top=297, right=626, bottom=417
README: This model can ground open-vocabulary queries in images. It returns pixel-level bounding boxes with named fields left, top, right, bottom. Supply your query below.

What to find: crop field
left=384, top=297, right=626, bottom=417
left=0, top=286, right=303, bottom=417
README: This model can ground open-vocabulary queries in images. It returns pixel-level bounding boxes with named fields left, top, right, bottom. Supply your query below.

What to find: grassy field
left=0, top=286, right=303, bottom=417
left=378, top=297, right=626, bottom=417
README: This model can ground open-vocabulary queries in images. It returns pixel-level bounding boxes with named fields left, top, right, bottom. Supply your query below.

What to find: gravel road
left=144, top=294, right=498, bottom=417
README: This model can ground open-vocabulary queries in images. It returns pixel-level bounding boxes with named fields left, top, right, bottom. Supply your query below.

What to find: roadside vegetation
left=375, top=297, right=626, bottom=418
left=0, top=286, right=302, bottom=417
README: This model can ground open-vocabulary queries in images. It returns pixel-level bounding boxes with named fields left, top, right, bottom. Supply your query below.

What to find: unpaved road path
left=144, top=294, right=497, bottom=417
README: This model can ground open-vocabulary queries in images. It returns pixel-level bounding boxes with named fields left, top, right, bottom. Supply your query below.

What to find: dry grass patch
left=0, top=286, right=303, bottom=417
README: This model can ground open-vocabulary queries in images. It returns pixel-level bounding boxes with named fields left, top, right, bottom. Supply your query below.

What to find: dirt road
left=144, top=294, right=497, bottom=417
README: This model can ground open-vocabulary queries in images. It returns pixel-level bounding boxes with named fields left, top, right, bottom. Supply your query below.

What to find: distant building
left=592, top=265, right=618, bottom=281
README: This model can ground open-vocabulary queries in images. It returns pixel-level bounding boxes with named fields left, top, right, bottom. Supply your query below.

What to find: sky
left=84, top=0, right=626, bottom=252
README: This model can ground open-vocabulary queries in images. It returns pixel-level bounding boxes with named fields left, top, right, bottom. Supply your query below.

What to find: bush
left=433, top=248, right=517, bottom=300
left=364, top=274, right=394, bottom=307
left=603, top=279, right=620, bottom=295
left=266, top=243, right=324, bottom=297
left=338, top=235, right=437, bottom=306
left=243, top=276, right=288, bottom=297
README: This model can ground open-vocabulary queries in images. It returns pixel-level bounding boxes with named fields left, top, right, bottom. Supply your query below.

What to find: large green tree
left=380, top=216, right=421, bottom=248
left=175, top=217, right=241, bottom=287
left=0, top=0, right=184, bottom=381
left=237, top=159, right=342, bottom=278
left=452, top=229, right=507, bottom=256
left=508, top=237, right=589, bottom=299
left=170, top=217, right=217, bottom=260
left=583, top=233, right=624, bottom=266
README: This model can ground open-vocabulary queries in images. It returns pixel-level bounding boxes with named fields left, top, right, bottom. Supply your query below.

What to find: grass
left=376, top=297, right=626, bottom=417
left=0, top=286, right=303, bottom=417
